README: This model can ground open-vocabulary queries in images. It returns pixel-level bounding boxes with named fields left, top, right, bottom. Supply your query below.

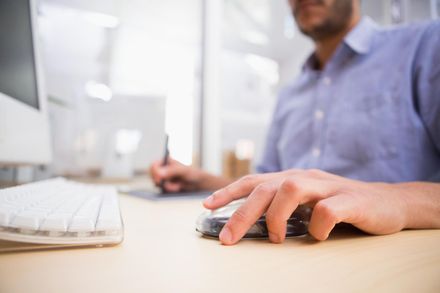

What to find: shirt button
left=323, top=77, right=331, bottom=85
left=314, top=110, right=324, bottom=120
left=312, top=148, right=321, bottom=158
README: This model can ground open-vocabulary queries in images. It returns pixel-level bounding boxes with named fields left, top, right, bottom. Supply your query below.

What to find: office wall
left=107, top=0, right=201, bottom=166
left=37, top=0, right=201, bottom=176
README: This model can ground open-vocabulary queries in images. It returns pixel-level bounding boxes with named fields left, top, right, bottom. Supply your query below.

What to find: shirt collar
left=344, top=16, right=378, bottom=55
left=302, top=17, right=379, bottom=71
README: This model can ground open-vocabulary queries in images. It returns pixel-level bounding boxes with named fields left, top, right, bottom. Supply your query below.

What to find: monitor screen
left=0, top=0, right=39, bottom=110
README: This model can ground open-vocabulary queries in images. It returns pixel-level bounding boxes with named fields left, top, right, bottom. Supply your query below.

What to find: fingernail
left=219, top=227, right=233, bottom=244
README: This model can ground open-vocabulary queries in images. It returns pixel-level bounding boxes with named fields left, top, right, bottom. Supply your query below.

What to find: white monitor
left=0, top=0, right=52, bottom=166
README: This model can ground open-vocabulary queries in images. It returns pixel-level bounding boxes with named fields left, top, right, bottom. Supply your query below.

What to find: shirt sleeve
left=414, top=21, right=440, bottom=153
left=255, top=89, right=287, bottom=173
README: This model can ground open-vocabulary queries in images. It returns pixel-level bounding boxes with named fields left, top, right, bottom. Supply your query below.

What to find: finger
left=265, top=179, right=301, bottom=243
left=163, top=181, right=182, bottom=193
left=308, top=194, right=359, bottom=241
left=150, top=161, right=165, bottom=185
left=203, top=173, right=281, bottom=210
left=265, top=177, right=336, bottom=243
left=219, top=182, right=278, bottom=245
left=161, top=163, right=188, bottom=180
left=203, top=175, right=261, bottom=209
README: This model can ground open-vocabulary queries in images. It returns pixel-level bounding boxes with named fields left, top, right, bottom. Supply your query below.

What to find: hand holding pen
left=150, top=134, right=231, bottom=193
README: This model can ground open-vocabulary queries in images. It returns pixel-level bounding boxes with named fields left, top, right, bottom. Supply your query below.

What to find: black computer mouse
left=196, top=200, right=311, bottom=239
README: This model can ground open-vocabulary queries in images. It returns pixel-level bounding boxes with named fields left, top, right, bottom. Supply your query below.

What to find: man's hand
left=150, top=158, right=232, bottom=192
left=203, top=169, right=440, bottom=245
left=150, top=158, right=201, bottom=192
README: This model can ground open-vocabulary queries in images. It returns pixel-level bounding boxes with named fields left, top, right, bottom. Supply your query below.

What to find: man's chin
left=298, top=23, right=323, bottom=37
left=296, top=14, right=326, bottom=31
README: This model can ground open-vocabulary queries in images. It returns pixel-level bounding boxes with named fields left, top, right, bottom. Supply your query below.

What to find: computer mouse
left=196, top=200, right=311, bottom=239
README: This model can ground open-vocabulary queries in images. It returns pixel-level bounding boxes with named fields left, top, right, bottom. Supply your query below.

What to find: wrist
left=373, top=182, right=411, bottom=231
left=395, top=184, right=412, bottom=230
left=393, top=182, right=440, bottom=230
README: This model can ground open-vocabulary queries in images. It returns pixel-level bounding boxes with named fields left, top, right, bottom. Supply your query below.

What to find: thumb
left=150, top=160, right=167, bottom=184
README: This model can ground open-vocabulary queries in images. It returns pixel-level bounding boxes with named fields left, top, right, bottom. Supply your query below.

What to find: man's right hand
left=149, top=158, right=232, bottom=193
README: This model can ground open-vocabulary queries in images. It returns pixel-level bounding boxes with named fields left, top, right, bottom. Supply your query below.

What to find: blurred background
left=1, top=0, right=439, bottom=182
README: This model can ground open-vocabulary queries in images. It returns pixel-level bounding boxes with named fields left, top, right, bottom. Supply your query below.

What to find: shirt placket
left=309, top=70, right=333, bottom=169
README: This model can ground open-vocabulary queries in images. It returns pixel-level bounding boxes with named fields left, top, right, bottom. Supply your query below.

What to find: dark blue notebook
left=127, top=189, right=213, bottom=201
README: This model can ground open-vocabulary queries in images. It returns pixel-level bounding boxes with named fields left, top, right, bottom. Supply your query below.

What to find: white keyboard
left=0, top=178, right=123, bottom=246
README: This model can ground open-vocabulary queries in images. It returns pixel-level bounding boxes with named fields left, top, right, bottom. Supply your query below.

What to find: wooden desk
left=0, top=193, right=439, bottom=293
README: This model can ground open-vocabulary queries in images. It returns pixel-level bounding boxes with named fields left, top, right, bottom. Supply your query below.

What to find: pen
left=160, top=134, right=169, bottom=193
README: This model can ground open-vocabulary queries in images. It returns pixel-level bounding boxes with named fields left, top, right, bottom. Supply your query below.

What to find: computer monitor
left=0, top=0, right=52, bottom=165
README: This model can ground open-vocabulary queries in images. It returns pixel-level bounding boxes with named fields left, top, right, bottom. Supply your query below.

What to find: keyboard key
left=10, top=210, right=49, bottom=230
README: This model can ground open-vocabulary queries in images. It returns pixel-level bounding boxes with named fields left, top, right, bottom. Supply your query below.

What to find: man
left=151, top=0, right=440, bottom=245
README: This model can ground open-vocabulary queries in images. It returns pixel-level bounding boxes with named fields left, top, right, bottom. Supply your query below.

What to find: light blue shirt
left=257, top=17, right=440, bottom=182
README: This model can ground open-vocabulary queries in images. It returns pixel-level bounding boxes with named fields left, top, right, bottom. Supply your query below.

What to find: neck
left=314, top=17, right=360, bottom=70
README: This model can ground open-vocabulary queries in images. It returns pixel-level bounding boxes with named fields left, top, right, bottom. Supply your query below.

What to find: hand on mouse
left=203, top=169, right=440, bottom=245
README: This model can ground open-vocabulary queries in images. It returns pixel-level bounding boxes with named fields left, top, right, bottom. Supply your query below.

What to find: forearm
left=197, top=171, right=234, bottom=191
left=396, top=182, right=440, bottom=229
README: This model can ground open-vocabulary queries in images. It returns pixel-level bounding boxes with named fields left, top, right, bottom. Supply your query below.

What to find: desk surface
left=0, top=192, right=439, bottom=293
